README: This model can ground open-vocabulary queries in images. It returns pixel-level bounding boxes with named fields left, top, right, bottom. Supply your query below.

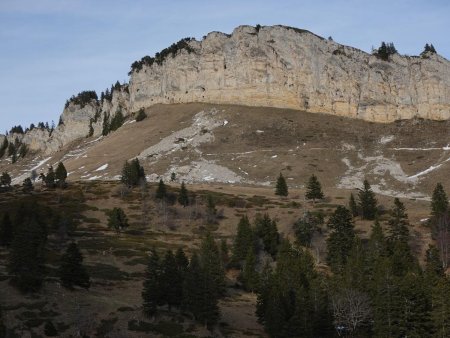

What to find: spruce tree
left=431, top=276, right=450, bottom=337
left=387, top=198, right=410, bottom=244
left=22, top=177, right=33, bottom=192
left=232, top=215, right=254, bottom=264
left=305, top=174, right=324, bottom=202
left=161, top=250, right=181, bottom=310
left=183, top=253, right=220, bottom=328
left=431, top=183, right=448, bottom=217
left=293, top=211, right=316, bottom=247
left=358, top=179, right=377, bottom=220
left=275, top=173, right=288, bottom=196
left=200, top=232, right=226, bottom=295
left=107, top=207, right=129, bottom=233
left=142, top=249, right=163, bottom=317
left=254, top=214, right=279, bottom=257
left=45, top=166, right=55, bottom=188
left=220, top=238, right=229, bottom=267
left=55, top=162, right=67, bottom=188
left=59, top=242, right=90, bottom=289
left=326, top=206, right=355, bottom=273
left=0, top=212, right=13, bottom=246
left=0, top=172, right=11, bottom=187
left=241, top=248, right=259, bottom=292
left=349, top=193, right=358, bottom=217
left=155, top=179, right=167, bottom=200
left=178, top=182, right=189, bottom=207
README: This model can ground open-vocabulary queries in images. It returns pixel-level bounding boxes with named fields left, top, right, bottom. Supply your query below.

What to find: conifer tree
left=358, top=179, right=377, bottom=220
left=121, top=159, right=145, bottom=187
left=431, top=183, right=448, bottom=217
left=45, top=166, right=55, bottom=188
left=178, top=181, right=189, bottom=207
left=326, top=206, right=355, bottom=273
left=254, top=214, right=279, bottom=257
left=305, top=174, right=324, bottom=202
left=349, top=193, right=358, bottom=217
left=59, top=242, right=90, bottom=289
left=22, top=177, right=33, bottom=192
left=161, top=250, right=181, bottom=310
left=155, top=179, right=167, bottom=200
left=142, top=249, right=163, bottom=317
left=275, top=173, right=288, bottom=196
left=431, top=276, right=450, bottom=337
left=0, top=137, right=8, bottom=158
left=425, top=244, right=444, bottom=281
left=220, top=238, right=229, bottom=267
left=107, top=207, right=129, bottom=233
left=175, top=247, right=189, bottom=273
left=293, top=211, right=316, bottom=247
left=241, top=248, right=259, bottom=292
left=0, top=213, right=12, bottom=246
left=387, top=198, right=410, bottom=244
left=232, top=216, right=254, bottom=264
left=55, top=162, right=67, bottom=188
left=0, top=172, right=11, bottom=187
left=200, top=232, right=226, bottom=295
left=205, top=194, right=217, bottom=224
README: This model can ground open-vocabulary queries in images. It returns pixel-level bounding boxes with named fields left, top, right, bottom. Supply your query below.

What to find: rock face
left=129, top=25, right=450, bottom=123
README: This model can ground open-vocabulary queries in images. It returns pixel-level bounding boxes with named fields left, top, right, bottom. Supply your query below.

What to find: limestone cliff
left=129, top=25, right=450, bottom=123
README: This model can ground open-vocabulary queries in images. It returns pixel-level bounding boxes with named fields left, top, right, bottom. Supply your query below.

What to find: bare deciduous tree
left=332, top=288, right=372, bottom=337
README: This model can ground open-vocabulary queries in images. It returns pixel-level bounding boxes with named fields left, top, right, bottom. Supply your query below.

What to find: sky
left=0, top=0, right=449, bottom=131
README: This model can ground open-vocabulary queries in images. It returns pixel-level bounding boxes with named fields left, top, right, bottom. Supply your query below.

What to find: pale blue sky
left=1, top=0, right=449, bottom=130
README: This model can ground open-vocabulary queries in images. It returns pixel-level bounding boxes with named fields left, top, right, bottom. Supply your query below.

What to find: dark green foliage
left=254, top=214, right=279, bottom=257
left=102, top=112, right=110, bottom=136
left=199, top=232, right=226, bottom=296
left=0, top=308, right=6, bottom=338
left=374, top=41, right=398, bottom=61
left=326, top=206, right=355, bottom=273
left=135, top=108, right=147, bottom=122
left=349, top=192, right=358, bottom=217
left=107, top=207, right=129, bottom=233
left=257, top=240, right=332, bottom=338
left=182, top=253, right=219, bottom=328
left=121, top=159, right=146, bottom=187
left=293, top=211, right=318, bottom=247
left=9, top=125, right=24, bottom=134
left=387, top=198, right=410, bottom=244
left=305, top=174, right=324, bottom=202
left=358, top=179, right=377, bottom=220
left=55, top=162, right=67, bottom=188
left=0, top=172, right=11, bottom=187
left=44, top=166, right=55, bottom=188
left=109, top=110, right=125, bottom=132
left=65, top=90, right=98, bottom=108
left=18, top=143, right=28, bottom=158
left=178, top=182, right=189, bottom=206
left=129, top=38, right=195, bottom=74
left=205, top=194, right=217, bottom=224
left=220, top=238, right=229, bottom=267
left=142, top=249, right=163, bottom=317
left=431, top=183, right=448, bottom=217
left=232, top=216, right=254, bottom=265
left=8, top=210, right=47, bottom=292
left=275, top=173, right=288, bottom=196
left=431, top=276, right=450, bottom=337
left=241, top=248, right=259, bottom=292
left=22, top=177, right=34, bottom=192
left=425, top=244, right=444, bottom=280
left=59, top=242, right=90, bottom=289
left=155, top=179, right=167, bottom=199
left=160, top=250, right=182, bottom=310
left=170, top=172, right=176, bottom=181
left=7, top=142, right=15, bottom=157
left=0, top=213, right=12, bottom=246
left=422, top=43, right=437, bottom=56
left=44, top=320, right=58, bottom=336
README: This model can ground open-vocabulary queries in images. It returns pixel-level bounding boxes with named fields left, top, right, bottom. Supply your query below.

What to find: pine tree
left=241, top=248, right=259, bottom=292
left=358, top=179, right=377, bottom=220
left=220, top=238, right=229, bottom=267
left=425, top=244, right=444, bottom=281
left=0, top=172, right=11, bottom=187
left=155, top=179, right=167, bottom=199
left=178, top=182, right=189, bottom=207
left=161, top=250, right=181, bottom=310
left=0, top=213, right=13, bottom=246
left=305, top=174, right=324, bottom=202
left=349, top=193, right=358, bottom=217
left=232, top=215, right=254, bottom=264
left=45, top=166, right=55, bottom=188
left=22, top=177, right=33, bottom=192
left=182, top=253, right=220, bottom=328
left=107, top=207, right=129, bottom=233
left=255, top=214, right=279, bottom=257
left=326, top=206, right=355, bottom=273
left=0, top=137, right=8, bottom=158
left=142, top=249, right=163, bottom=317
left=431, top=276, right=450, bottom=337
left=59, top=242, right=90, bottom=289
left=275, top=173, right=288, bottom=196
left=205, top=194, right=217, bottom=224
left=431, top=183, right=448, bottom=217
left=387, top=198, right=410, bottom=243
left=200, top=232, right=226, bottom=295
left=293, top=211, right=316, bottom=247
left=121, top=159, right=145, bottom=187
left=55, top=162, right=67, bottom=188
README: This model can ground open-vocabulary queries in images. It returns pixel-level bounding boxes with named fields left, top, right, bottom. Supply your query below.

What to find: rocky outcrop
left=129, top=25, right=450, bottom=123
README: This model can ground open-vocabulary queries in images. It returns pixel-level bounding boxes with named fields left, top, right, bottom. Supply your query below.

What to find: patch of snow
left=88, top=175, right=102, bottom=180
left=124, top=120, right=136, bottom=125
left=408, top=164, right=443, bottom=179
left=271, top=155, right=278, bottom=158
left=95, top=164, right=109, bottom=171
left=379, top=135, right=395, bottom=144
left=256, top=130, right=264, bottom=133
left=223, top=120, right=229, bottom=126
left=86, top=135, right=103, bottom=144
left=420, top=218, right=429, bottom=223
